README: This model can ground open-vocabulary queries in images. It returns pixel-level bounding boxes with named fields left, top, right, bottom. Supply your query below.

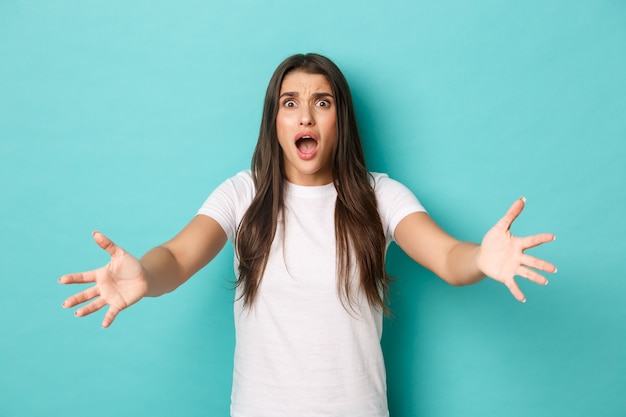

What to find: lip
left=294, top=130, right=319, bottom=143
left=294, top=131, right=319, bottom=161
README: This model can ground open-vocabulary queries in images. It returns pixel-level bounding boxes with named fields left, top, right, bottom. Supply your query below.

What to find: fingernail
left=521, top=298, right=527, bottom=303
left=553, top=267, right=558, bottom=273
left=552, top=235, right=557, bottom=241
left=521, top=197, right=527, bottom=203
left=544, top=280, right=549, bottom=286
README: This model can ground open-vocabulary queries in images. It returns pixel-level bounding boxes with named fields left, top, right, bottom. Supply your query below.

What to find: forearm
left=395, top=212, right=486, bottom=286
left=140, top=246, right=190, bottom=297
left=139, top=216, right=228, bottom=297
left=442, top=241, right=485, bottom=286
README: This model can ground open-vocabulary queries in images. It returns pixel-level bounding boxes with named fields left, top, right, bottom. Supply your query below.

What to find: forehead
left=279, top=70, right=332, bottom=94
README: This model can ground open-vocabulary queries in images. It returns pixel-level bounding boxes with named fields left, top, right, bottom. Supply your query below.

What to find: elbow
left=442, top=275, right=469, bottom=287
left=441, top=272, right=485, bottom=287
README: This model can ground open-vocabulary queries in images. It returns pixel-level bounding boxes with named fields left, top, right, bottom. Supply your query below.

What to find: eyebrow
left=279, top=91, right=334, bottom=99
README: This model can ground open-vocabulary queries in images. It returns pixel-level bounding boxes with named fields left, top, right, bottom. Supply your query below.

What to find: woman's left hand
left=477, top=197, right=557, bottom=302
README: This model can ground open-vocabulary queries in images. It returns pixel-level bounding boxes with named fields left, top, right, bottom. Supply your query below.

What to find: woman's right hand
left=59, top=231, right=149, bottom=328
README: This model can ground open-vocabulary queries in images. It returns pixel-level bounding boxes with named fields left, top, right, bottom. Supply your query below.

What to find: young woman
left=59, top=53, right=556, bottom=417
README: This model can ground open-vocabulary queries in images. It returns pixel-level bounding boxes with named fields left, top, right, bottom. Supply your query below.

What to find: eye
left=282, top=99, right=296, bottom=108
left=316, top=99, right=331, bottom=107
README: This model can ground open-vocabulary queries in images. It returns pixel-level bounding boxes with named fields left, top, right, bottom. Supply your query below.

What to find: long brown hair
left=236, top=53, right=389, bottom=314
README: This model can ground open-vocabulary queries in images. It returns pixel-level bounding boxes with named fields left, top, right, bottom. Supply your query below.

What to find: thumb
left=92, top=230, right=124, bottom=258
left=495, top=197, right=526, bottom=232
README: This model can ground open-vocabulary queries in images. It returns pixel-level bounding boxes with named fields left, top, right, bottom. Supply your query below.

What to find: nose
left=299, top=106, right=314, bottom=126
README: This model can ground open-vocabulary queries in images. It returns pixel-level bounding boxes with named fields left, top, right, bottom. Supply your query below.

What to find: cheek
left=276, top=111, right=296, bottom=131
left=275, top=114, right=288, bottom=140
left=325, top=115, right=338, bottom=139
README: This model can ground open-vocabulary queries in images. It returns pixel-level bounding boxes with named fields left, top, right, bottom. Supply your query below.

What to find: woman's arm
left=141, top=215, right=228, bottom=296
left=394, top=198, right=556, bottom=302
left=59, top=215, right=227, bottom=327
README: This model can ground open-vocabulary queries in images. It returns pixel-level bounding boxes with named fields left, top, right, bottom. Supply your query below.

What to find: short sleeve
left=371, top=173, right=426, bottom=244
left=196, top=171, right=256, bottom=241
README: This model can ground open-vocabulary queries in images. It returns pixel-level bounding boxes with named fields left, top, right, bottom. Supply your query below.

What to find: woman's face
left=276, top=70, right=337, bottom=186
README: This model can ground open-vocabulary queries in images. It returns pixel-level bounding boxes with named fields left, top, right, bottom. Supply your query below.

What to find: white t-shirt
left=197, top=171, right=425, bottom=417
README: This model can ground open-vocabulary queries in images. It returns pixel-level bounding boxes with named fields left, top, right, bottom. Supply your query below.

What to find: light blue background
left=1, top=1, right=625, bottom=416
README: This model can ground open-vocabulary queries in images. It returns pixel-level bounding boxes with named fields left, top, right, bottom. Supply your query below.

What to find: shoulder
left=368, top=171, right=423, bottom=207
left=368, top=172, right=427, bottom=241
left=197, top=170, right=256, bottom=209
left=369, top=172, right=409, bottom=195
left=197, top=170, right=255, bottom=240
left=228, top=170, right=255, bottom=189
left=368, top=172, right=389, bottom=185
left=211, top=170, right=255, bottom=197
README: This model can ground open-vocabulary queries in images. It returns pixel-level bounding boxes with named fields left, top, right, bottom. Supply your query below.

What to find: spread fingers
left=74, top=298, right=107, bottom=317
left=62, top=286, right=100, bottom=309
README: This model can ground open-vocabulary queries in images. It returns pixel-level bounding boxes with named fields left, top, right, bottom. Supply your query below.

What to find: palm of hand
left=477, top=198, right=556, bottom=302
left=97, top=249, right=147, bottom=312
left=60, top=232, right=148, bottom=327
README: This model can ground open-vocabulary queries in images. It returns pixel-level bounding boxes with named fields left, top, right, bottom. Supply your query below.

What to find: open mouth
left=296, top=136, right=318, bottom=154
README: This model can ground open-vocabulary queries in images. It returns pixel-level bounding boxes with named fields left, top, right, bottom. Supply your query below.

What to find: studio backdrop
left=1, top=1, right=624, bottom=416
